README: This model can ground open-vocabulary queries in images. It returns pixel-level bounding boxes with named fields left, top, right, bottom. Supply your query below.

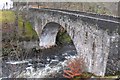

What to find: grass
left=0, top=10, right=38, bottom=40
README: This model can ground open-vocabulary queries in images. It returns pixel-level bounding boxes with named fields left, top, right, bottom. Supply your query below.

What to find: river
left=2, top=41, right=77, bottom=78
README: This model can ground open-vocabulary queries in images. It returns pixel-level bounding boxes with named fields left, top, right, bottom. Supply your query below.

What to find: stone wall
left=106, top=33, right=120, bottom=75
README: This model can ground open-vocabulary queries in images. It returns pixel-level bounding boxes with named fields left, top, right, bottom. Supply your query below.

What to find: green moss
left=61, top=33, right=72, bottom=43
left=18, top=16, right=38, bottom=40
left=56, top=30, right=72, bottom=45
left=0, top=10, right=15, bottom=23
left=25, top=21, right=38, bottom=38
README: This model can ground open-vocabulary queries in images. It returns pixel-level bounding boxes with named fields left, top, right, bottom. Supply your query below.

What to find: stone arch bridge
left=28, top=8, right=120, bottom=76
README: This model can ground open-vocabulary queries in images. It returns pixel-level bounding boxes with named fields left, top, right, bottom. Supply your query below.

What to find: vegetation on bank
left=0, top=10, right=15, bottom=23
left=1, top=10, right=38, bottom=41
left=1, top=10, right=38, bottom=60
left=18, top=16, right=38, bottom=40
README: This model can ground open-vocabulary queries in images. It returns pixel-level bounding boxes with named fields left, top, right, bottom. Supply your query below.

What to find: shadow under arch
left=39, top=22, right=76, bottom=50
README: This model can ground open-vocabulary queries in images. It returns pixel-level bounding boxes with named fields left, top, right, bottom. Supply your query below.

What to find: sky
left=0, top=0, right=13, bottom=9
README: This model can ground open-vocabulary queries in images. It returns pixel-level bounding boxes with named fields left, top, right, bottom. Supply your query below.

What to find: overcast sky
left=0, top=0, right=13, bottom=9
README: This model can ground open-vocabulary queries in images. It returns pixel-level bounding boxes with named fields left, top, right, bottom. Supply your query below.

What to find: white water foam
left=16, top=54, right=77, bottom=78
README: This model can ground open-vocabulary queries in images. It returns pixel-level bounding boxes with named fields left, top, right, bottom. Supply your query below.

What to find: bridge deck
left=29, top=8, right=120, bottom=24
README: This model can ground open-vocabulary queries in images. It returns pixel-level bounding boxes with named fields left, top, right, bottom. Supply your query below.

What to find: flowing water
left=2, top=42, right=77, bottom=78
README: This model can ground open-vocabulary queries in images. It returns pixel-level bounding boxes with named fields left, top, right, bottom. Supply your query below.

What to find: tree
left=14, top=2, right=19, bottom=40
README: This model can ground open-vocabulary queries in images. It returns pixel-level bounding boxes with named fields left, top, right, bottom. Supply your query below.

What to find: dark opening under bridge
left=28, top=8, right=120, bottom=76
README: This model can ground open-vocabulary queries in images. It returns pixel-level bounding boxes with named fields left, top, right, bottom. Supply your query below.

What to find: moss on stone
left=56, top=30, right=72, bottom=45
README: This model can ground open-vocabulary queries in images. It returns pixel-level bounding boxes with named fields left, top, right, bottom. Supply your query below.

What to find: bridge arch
left=39, top=22, right=76, bottom=49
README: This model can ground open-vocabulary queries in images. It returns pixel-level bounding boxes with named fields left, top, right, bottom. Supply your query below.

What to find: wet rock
left=47, top=57, right=50, bottom=62
left=57, top=56, right=66, bottom=61
left=37, top=63, right=45, bottom=68
left=67, top=51, right=76, bottom=56
left=62, top=53, right=68, bottom=56
left=27, top=63, right=32, bottom=67
left=50, top=56, right=56, bottom=60
left=49, top=60, right=59, bottom=67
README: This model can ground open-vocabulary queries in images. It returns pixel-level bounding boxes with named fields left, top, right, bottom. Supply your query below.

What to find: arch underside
left=39, top=22, right=61, bottom=48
